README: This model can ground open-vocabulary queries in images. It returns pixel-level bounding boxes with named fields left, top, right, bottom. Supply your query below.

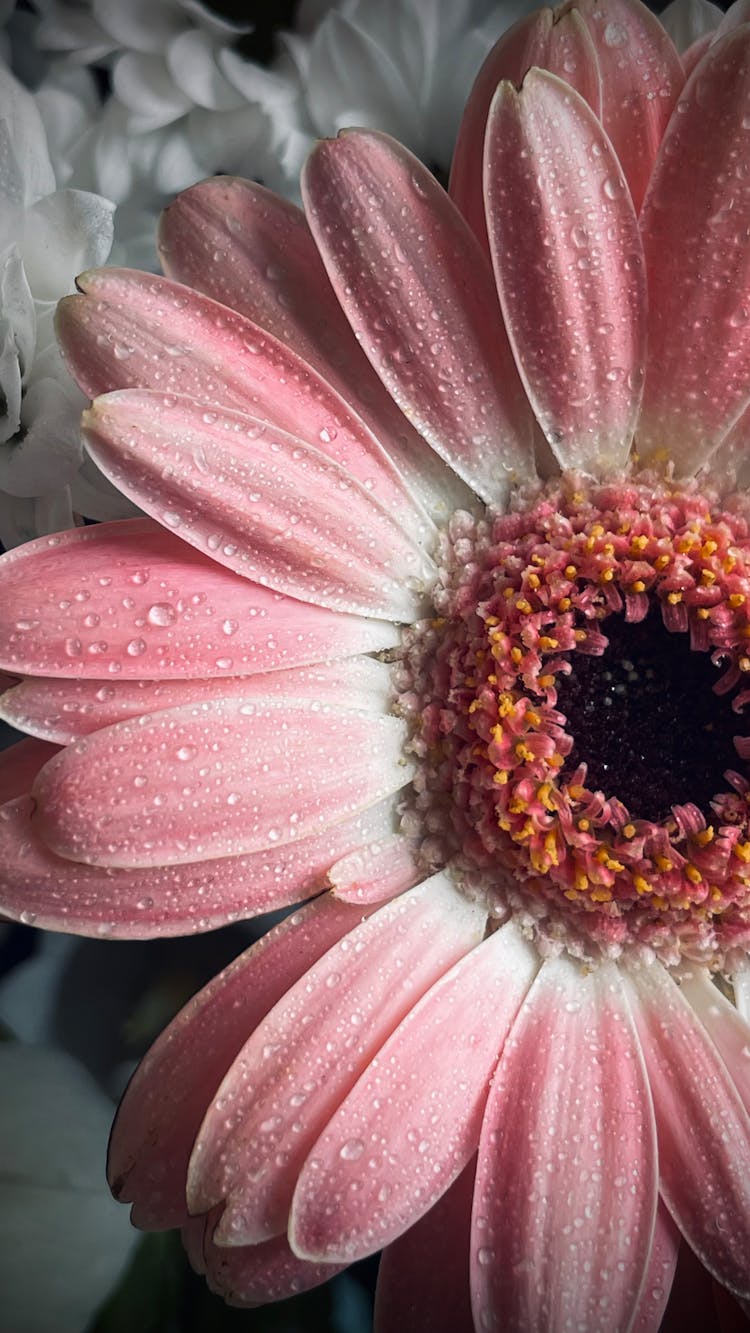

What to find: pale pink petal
left=631, top=1204, right=680, bottom=1333
left=637, top=27, right=750, bottom=475
left=485, top=70, right=646, bottom=476
left=576, top=0, right=684, bottom=214
left=471, top=957, right=657, bottom=1333
left=0, top=792, right=399, bottom=938
left=624, top=962, right=750, bottom=1299
left=0, top=737, right=60, bottom=804
left=83, top=391, right=435, bottom=622
left=0, top=519, right=398, bottom=681
left=450, top=7, right=601, bottom=255
left=679, top=968, right=750, bottom=1114
left=32, top=698, right=413, bottom=867
left=202, top=1226, right=345, bottom=1307
left=374, top=1159, right=476, bottom=1333
left=302, top=129, right=535, bottom=506
left=734, top=966, right=750, bottom=1024
left=328, top=833, right=422, bottom=905
left=58, top=269, right=430, bottom=535
left=290, top=920, right=537, bottom=1262
left=187, top=874, right=487, bottom=1245
left=109, top=893, right=368, bottom=1229
left=682, top=31, right=713, bottom=75
left=158, top=177, right=474, bottom=523
left=0, top=656, right=394, bottom=743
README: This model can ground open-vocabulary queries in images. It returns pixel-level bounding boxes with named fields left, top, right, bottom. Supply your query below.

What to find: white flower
left=0, top=61, right=132, bottom=547
left=658, top=0, right=723, bottom=52
left=0, top=1043, right=136, bottom=1333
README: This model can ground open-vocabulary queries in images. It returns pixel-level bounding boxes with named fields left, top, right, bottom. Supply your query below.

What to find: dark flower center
left=557, top=608, right=739, bottom=823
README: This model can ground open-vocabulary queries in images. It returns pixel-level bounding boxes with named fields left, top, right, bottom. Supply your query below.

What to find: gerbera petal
left=0, top=737, right=60, bottom=804
left=32, top=698, right=413, bottom=867
left=302, top=129, right=535, bottom=506
left=187, top=874, right=487, bottom=1245
left=374, top=1159, right=476, bottom=1333
left=679, top=968, right=750, bottom=1112
left=327, top=833, right=422, bottom=904
left=0, top=792, right=399, bottom=938
left=57, top=269, right=431, bottom=536
left=637, top=26, right=750, bottom=475
left=201, top=1225, right=344, bottom=1306
left=576, top=0, right=684, bottom=213
left=624, top=962, right=750, bottom=1299
left=450, top=7, right=601, bottom=255
left=471, top=957, right=656, bottom=1333
left=109, top=893, right=368, bottom=1230
left=484, top=69, right=646, bottom=475
left=734, top=965, right=750, bottom=1024
left=0, top=656, right=394, bottom=744
left=83, top=390, right=435, bottom=622
left=631, top=1204, right=681, bottom=1333
left=289, top=920, right=537, bottom=1262
left=157, top=178, right=475, bottom=524
left=0, top=519, right=398, bottom=681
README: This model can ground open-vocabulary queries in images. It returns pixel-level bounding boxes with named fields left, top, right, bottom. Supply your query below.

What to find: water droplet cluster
left=396, top=475, right=750, bottom=968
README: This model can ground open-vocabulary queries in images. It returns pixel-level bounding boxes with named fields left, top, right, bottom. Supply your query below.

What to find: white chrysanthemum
left=235, top=0, right=540, bottom=193
left=658, top=0, right=723, bottom=51
left=0, top=62, right=129, bottom=547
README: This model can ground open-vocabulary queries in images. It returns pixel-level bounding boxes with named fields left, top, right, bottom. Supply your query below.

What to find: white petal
left=21, top=189, right=114, bottom=302
left=0, top=375, right=84, bottom=497
left=112, top=52, right=193, bottom=129
left=0, top=65, right=55, bottom=203
left=166, top=28, right=243, bottom=111
left=659, top=0, right=723, bottom=50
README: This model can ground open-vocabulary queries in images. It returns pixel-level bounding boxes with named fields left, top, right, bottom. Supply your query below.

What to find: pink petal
left=201, top=1225, right=345, bottom=1307
left=374, top=1159, right=476, bottom=1333
left=0, top=737, right=60, bottom=804
left=682, top=31, right=713, bottom=76
left=302, top=129, right=535, bottom=506
left=290, top=920, right=537, bottom=1262
left=0, top=656, right=394, bottom=743
left=450, top=7, right=601, bottom=255
left=157, top=177, right=475, bottom=523
left=187, top=874, right=487, bottom=1245
left=624, top=962, right=750, bottom=1299
left=576, top=0, right=684, bottom=213
left=0, top=519, right=397, bottom=680
left=637, top=26, right=750, bottom=475
left=109, top=893, right=368, bottom=1229
left=0, top=791, right=399, bottom=938
left=328, top=833, right=422, bottom=905
left=83, top=390, right=435, bottom=622
left=58, top=269, right=429, bottom=534
left=32, top=698, right=412, bottom=867
left=471, top=957, right=657, bottom=1333
left=485, top=69, right=646, bottom=475
left=678, top=967, right=750, bottom=1114
left=631, top=1204, right=680, bottom=1333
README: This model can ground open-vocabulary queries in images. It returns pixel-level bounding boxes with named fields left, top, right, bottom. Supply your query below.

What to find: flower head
left=1, top=0, right=750, bottom=1326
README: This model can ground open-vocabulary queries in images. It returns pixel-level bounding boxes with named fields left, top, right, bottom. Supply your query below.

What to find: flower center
left=556, top=606, right=737, bottom=823
left=397, top=476, right=750, bottom=969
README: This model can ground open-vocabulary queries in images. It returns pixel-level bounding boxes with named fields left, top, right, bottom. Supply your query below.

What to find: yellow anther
left=539, top=673, right=555, bottom=688
left=695, top=826, right=714, bottom=846
left=503, top=586, right=514, bottom=599
left=633, top=875, right=651, bottom=895
left=655, top=855, right=673, bottom=873
left=511, top=647, right=523, bottom=664
left=493, top=770, right=509, bottom=785
left=539, top=636, right=559, bottom=651
left=622, top=824, right=636, bottom=839
left=498, top=693, right=515, bottom=718
left=564, top=564, right=577, bottom=579
left=603, top=543, right=615, bottom=557
left=515, top=742, right=534, bottom=762
left=733, top=841, right=750, bottom=861
left=701, top=540, right=718, bottom=557
left=600, top=568, right=615, bottom=583
left=631, top=580, right=646, bottom=594
left=558, top=597, right=572, bottom=612
left=651, top=895, right=667, bottom=910
left=574, top=629, right=587, bottom=642
left=729, top=593, right=745, bottom=609
left=630, top=535, right=648, bottom=553
left=537, top=783, right=555, bottom=811
left=509, top=797, right=527, bottom=814
left=667, top=591, right=683, bottom=605
left=525, top=709, right=542, bottom=727
left=590, top=888, right=613, bottom=903
left=515, top=598, right=533, bottom=615
left=527, top=572, right=541, bottom=590
left=484, top=614, right=499, bottom=626
left=564, top=889, right=580, bottom=901
left=697, top=607, right=710, bottom=620
left=700, top=569, right=716, bottom=586
left=578, top=818, right=590, bottom=832
left=655, top=554, right=671, bottom=570
left=531, top=553, right=545, bottom=566
left=569, top=785, right=585, bottom=801
left=685, top=864, right=702, bottom=884
left=548, top=753, right=564, bottom=769
left=574, top=871, right=589, bottom=891
left=468, top=699, right=481, bottom=714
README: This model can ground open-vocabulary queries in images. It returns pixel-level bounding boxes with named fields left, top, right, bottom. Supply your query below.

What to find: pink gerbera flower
left=1, top=0, right=750, bottom=1327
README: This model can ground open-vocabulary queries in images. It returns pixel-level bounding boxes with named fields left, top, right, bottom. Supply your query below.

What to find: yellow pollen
left=655, top=554, right=671, bottom=570
left=515, top=743, right=535, bottom=762
left=630, top=535, right=648, bottom=553
left=685, top=864, right=702, bottom=884
left=701, top=540, right=718, bottom=557
left=565, top=564, right=577, bottom=579
left=574, top=871, right=589, bottom=891
left=515, top=598, right=533, bottom=614
left=700, top=569, right=717, bottom=586
left=667, top=591, right=683, bottom=605
left=569, top=785, right=585, bottom=800
left=558, top=597, right=572, bottom=612
left=695, top=826, right=715, bottom=846
left=537, top=783, right=555, bottom=811
left=655, top=856, right=673, bottom=872
left=493, top=770, right=509, bottom=785
left=539, top=636, right=558, bottom=651
left=548, top=753, right=564, bottom=769
left=498, top=694, right=515, bottom=718
left=511, top=647, right=523, bottom=664
left=733, top=841, right=750, bottom=862
left=574, top=629, right=587, bottom=642
left=697, top=607, right=710, bottom=620
left=525, top=709, right=542, bottom=727
left=634, top=875, right=651, bottom=895
left=623, top=823, right=636, bottom=838
left=539, top=674, right=555, bottom=688
left=527, top=572, right=541, bottom=590
left=631, top=580, right=646, bottom=594
left=603, top=543, right=615, bottom=557
left=484, top=614, right=499, bottom=626
left=578, top=818, right=590, bottom=832
left=600, top=568, right=615, bottom=583
left=730, top=593, right=745, bottom=609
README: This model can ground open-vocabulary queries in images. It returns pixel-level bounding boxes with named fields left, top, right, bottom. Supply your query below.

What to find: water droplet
left=126, top=638, right=147, bottom=656
left=339, top=1138, right=364, bottom=1161
left=177, top=745, right=197, bottom=762
left=147, top=603, right=177, bottom=627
